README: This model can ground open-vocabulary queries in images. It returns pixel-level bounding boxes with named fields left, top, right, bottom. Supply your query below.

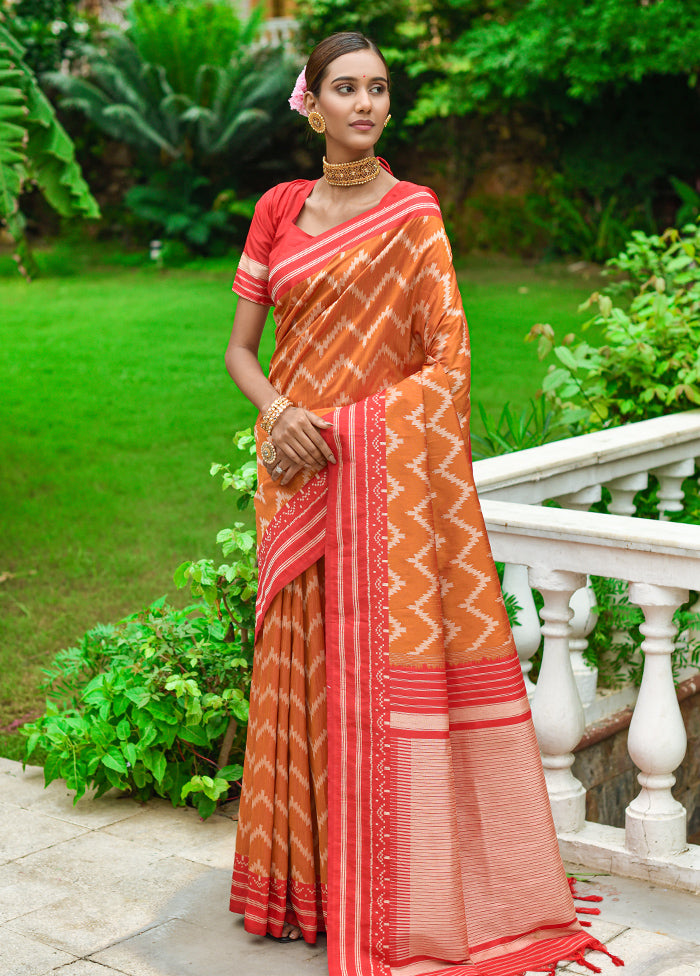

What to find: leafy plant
left=127, top=0, right=260, bottom=97
left=42, top=9, right=295, bottom=247
left=0, top=21, right=99, bottom=277
left=23, top=596, right=250, bottom=818
left=43, top=14, right=296, bottom=169
left=670, top=177, right=700, bottom=227
left=124, top=164, right=230, bottom=250
left=529, top=221, right=700, bottom=432
left=585, top=575, right=700, bottom=688
left=5, top=0, right=90, bottom=74
left=525, top=173, right=643, bottom=264
left=22, top=430, right=259, bottom=818
left=472, top=396, right=567, bottom=460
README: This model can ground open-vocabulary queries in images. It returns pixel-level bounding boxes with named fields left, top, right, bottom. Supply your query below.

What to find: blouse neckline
left=291, top=179, right=406, bottom=240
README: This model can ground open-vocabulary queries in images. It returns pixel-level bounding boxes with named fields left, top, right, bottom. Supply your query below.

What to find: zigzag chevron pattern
left=234, top=209, right=515, bottom=942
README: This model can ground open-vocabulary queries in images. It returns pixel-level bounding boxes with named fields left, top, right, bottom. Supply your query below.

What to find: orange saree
left=229, top=178, right=622, bottom=976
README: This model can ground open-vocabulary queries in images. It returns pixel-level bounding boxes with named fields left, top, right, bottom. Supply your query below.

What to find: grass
left=0, top=242, right=597, bottom=760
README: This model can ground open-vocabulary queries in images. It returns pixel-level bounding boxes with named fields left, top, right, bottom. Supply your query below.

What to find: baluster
left=529, top=567, right=587, bottom=833
left=569, top=581, right=599, bottom=707
left=502, top=562, right=540, bottom=698
left=606, top=472, right=648, bottom=517
left=557, top=485, right=601, bottom=704
left=604, top=476, right=648, bottom=664
left=625, top=582, right=689, bottom=857
left=652, top=459, right=695, bottom=520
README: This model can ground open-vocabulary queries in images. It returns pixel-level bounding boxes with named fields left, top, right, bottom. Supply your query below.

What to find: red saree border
left=324, top=393, right=390, bottom=976
left=269, top=191, right=441, bottom=303
left=230, top=852, right=327, bottom=941
left=255, top=468, right=329, bottom=641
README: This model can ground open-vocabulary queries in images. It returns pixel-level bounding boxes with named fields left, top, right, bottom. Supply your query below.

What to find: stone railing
left=256, top=16, right=297, bottom=49
left=473, top=410, right=700, bottom=893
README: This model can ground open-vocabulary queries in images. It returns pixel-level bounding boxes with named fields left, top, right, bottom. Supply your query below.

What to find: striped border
left=325, top=393, right=389, bottom=976
left=254, top=470, right=329, bottom=641
left=269, top=191, right=441, bottom=304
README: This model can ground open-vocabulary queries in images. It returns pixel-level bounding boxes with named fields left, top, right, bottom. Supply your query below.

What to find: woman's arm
left=225, top=297, right=335, bottom=486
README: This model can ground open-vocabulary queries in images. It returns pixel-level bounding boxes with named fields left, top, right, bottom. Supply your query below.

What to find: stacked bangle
left=260, top=395, right=293, bottom=434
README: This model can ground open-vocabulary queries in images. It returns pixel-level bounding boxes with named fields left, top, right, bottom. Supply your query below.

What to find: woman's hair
left=305, top=32, right=390, bottom=97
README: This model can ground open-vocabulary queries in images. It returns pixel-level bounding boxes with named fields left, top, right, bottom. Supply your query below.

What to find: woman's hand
left=264, top=407, right=335, bottom=485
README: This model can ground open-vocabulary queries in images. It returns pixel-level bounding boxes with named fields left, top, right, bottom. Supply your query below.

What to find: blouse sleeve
left=232, top=189, right=276, bottom=306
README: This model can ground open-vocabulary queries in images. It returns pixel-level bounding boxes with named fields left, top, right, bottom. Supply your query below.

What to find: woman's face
left=305, top=49, right=390, bottom=159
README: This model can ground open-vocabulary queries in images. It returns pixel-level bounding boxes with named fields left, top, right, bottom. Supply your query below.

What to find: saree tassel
left=588, top=939, right=626, bottom=967
left=571, top=952, right=603, bottom=973
left=579, top=919, right=592, bottom=927
left=576, top=905, right=602, bottom=915
left=568, top=878, right=604, bottom=901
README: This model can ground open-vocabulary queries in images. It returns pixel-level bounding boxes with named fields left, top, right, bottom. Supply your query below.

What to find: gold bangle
left=260, top=395, right=293, bottom=435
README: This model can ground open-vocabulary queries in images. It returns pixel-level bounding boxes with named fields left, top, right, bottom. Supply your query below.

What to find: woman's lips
left=350, top=121, right=374, bottom=129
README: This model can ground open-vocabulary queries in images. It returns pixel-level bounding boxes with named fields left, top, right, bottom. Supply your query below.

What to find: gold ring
left=261, top=440, right=276, bottom=465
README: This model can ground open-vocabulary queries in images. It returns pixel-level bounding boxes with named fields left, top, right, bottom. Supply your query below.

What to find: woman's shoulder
left=393, top=179, right=441, bottom=208
left=255, top=179, right=314, bottom=215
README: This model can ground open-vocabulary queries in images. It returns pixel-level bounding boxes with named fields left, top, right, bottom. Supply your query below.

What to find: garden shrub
left=529, top=220, right=700, bottom=433
left=23, top=432, right=258, bottom=818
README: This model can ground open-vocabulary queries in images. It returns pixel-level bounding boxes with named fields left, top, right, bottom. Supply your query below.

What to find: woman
left=225, top=31, right=621, bottom=976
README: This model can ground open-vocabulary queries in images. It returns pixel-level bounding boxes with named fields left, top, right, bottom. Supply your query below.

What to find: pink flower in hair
left=289, top=66, right=309, bottom=117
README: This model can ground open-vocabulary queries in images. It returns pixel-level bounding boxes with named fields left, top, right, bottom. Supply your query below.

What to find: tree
left=402, top=0, right=700, bottom=122
left=0, top=22, right=99, bottom=278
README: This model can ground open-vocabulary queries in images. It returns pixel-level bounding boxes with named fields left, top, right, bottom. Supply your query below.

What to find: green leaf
left=101, top=751, right=128, bottom=774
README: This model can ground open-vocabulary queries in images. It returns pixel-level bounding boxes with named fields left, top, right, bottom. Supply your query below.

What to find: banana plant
left=0, top=24, right=99, bottom=279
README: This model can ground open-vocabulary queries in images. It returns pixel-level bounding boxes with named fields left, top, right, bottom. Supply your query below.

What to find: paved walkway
left=1, top=757, right=699, bottom=976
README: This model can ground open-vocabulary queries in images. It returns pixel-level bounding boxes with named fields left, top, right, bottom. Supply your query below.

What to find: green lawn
left=0, top=245, right=596, bottom=759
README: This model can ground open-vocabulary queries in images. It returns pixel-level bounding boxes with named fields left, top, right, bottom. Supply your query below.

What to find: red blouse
left=232, top=176, right=441, bottom=308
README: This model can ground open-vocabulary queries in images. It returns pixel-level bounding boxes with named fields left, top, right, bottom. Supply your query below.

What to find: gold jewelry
left=308, top=111, right=326, bottom=134
left=260, top=440, right=277, bottom=465
left=384, top=114, right=392, bottom=129
left=260, top=395, right=293, bottom=434
left=323, top=155, right=380, bottom=187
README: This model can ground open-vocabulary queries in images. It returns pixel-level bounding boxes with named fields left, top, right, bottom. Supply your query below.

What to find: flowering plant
left=289, top=66, right=308, bottom=116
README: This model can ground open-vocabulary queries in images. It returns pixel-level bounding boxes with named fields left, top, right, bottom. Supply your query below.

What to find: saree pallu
left=230, top=184, right=616, bottom=975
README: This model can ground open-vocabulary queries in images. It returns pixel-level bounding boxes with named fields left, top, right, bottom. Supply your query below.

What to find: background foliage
left=41, top=0, right=297, bottom=251
left=0, top=20, right=99, bottom=276
left=532, top=219, right=700, bottom=432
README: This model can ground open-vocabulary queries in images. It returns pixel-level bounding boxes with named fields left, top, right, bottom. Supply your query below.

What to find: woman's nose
left=355, top=87, right=371, bottom=111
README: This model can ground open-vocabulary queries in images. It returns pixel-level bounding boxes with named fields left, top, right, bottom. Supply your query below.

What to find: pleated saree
left=229, top=176, right=620, bottom=976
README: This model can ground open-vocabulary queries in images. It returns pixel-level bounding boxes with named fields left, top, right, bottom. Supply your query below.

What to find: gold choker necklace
left=323, top=156, right=380, bottom=187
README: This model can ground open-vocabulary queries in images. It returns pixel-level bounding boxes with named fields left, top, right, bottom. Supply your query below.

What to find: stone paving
left=1, top=756, right=699, bottom=976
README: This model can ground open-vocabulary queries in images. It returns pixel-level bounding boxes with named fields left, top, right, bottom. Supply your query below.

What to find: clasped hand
left=263, top=406, right=336, bottom=486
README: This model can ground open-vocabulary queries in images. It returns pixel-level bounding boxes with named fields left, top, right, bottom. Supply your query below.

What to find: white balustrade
left=625, top=582, right=689, bottom=858
left=568, top=579, right=599, bottom=706
left=479, top=491, right=700, bottom=892
left=502, top=562, right=540, bottom=697
left=652, top=458, right=696, bottom=520
left=606, top=472, right=648, bottom=516
left=557, top=486, right=601, bottom=705
left=529, top=567, right=587, bottom=833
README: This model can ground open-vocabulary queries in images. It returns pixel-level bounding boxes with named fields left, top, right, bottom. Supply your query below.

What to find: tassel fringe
left=517, top=881, right=625, bottom=974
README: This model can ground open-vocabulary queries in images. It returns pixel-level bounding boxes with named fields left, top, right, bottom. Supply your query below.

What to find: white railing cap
left=475, top=410, right=700, bottom=502
left=483, top=498, right=700, bottom=588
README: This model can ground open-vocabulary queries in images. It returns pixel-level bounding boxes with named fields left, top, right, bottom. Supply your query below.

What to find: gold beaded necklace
left=323, top=155, right=381, bottom=187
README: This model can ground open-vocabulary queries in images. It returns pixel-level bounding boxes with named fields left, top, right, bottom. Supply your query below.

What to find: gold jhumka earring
left=384, top=114, right=392, bottom=128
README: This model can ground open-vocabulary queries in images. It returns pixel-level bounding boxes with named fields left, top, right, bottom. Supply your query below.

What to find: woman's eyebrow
left=330, top=75, right=388, bottom=84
